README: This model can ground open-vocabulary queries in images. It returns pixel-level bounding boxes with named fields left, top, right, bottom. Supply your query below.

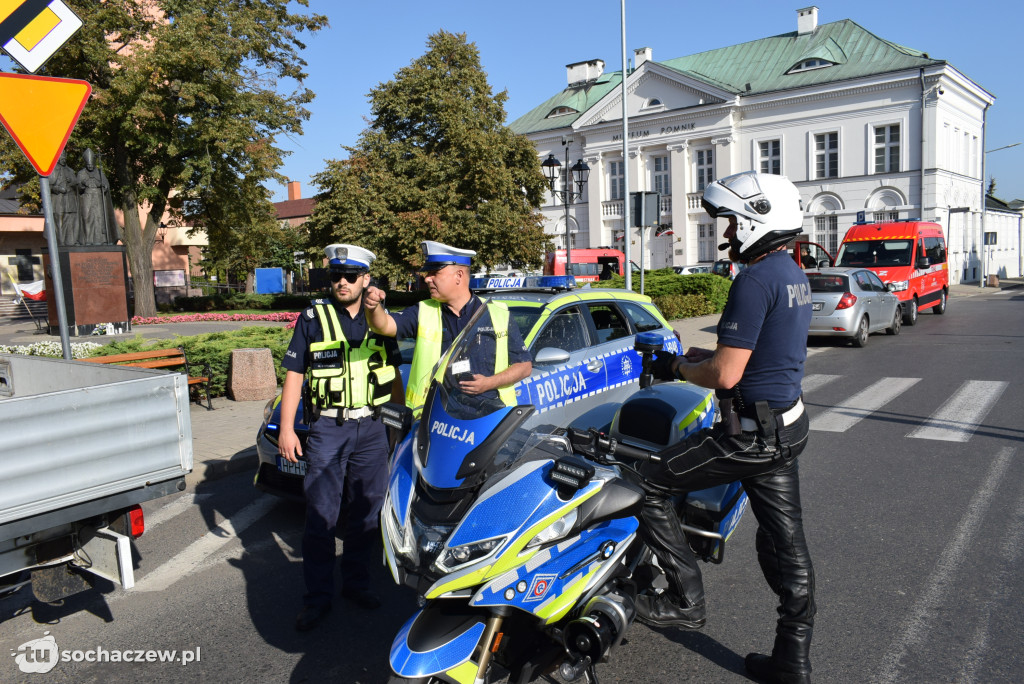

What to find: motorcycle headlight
left=434, top=535, right=508, bottom=573
left=384, top=494, right=413, bottom=558
left=891, top=280, right=909, bottom=292
left=525, top=509, right=578, bottom=549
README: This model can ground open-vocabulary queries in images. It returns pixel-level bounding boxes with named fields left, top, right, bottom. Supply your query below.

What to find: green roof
left=510, top=19, right=942, bottom=135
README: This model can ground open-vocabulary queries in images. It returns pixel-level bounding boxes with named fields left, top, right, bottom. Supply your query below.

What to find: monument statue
left=76, top=148, right=121, bottom=245
left=50, top=151, right=81, bottom=246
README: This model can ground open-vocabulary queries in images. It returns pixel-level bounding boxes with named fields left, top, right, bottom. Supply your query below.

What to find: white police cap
left=325, top=243, right=375, bottom=271
left=419, top=240, right=476, bottom=271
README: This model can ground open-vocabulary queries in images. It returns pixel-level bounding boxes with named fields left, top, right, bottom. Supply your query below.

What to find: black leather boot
left=636, top=593, right=706, bottom=629
left=744, top=652, right=810, bottom=684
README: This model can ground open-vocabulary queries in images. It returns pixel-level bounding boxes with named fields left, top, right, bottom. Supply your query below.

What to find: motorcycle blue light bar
left=469, top=275, right=576, bottom=291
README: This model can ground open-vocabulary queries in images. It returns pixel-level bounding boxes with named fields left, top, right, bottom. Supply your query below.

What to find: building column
left=585, top=153, right=603, bottom=249
left=668, top=142, right=689, bottom=266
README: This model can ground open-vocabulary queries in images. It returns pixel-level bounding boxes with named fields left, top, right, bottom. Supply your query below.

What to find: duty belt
left=739, top=399, right=804, bottom=433
left=318, top=406, right=375, bottom=420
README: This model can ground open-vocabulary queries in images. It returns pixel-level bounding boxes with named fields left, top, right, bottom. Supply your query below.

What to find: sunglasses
left=330, top=271, right=366, bottom=284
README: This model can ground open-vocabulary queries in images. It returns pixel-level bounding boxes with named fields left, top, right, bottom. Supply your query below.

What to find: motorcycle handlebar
left=569, top=427, right=659, bottom=464
left=610, top=440, right=657, bottom=462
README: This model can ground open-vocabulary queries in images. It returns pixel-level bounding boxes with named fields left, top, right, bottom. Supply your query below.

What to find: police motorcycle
left=380, top=305, right=748, bottom=684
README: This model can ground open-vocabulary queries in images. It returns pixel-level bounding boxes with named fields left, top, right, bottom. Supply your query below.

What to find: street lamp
left=980, top=142, right=1021, bottom=288
left=542, top=152, right=590, bottom=278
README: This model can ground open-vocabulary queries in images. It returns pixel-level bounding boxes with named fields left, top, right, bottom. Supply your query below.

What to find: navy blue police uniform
left=284, top=299, right=400, bottom=609
left=638, top=250, right=815, bottom=655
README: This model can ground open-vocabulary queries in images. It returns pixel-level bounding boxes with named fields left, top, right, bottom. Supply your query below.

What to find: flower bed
left=131, top=312, right=300, bottom=325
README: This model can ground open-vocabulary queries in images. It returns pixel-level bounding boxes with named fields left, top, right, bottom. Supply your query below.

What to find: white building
left=511, top=7, right=1020, bottom=283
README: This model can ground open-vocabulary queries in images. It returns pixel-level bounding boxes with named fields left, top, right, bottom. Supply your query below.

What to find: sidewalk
left=0, top=317, right=282, bottom=490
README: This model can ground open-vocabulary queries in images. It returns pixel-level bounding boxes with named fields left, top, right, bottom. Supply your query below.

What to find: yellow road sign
left=0, top=0, right=82, bottom=73
left=0, top=72, right=90, bottom=176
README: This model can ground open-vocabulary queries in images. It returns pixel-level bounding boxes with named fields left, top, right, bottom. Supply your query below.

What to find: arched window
left=546, top=106, right=578, bottom=118
left=786, top=58, right=834, bottom=74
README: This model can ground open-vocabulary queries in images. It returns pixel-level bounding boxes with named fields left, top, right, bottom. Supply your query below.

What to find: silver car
left=807, top=267, right=902, bottom=347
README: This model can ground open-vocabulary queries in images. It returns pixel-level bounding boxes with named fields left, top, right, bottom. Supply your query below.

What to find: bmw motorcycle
left=380, top=309, right=748, bottom=684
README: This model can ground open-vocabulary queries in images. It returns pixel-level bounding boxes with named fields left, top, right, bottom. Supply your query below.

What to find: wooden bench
left=82, top=347, right=213, bottom=410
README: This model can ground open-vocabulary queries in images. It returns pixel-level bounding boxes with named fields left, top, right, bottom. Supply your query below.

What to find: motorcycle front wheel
left=387, top=671, right=495, bottom=684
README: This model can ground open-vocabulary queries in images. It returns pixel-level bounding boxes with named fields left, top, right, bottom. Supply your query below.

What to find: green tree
left=0, top=0, right=326, bottom=316
left=306, top=31, right=550, bottom=285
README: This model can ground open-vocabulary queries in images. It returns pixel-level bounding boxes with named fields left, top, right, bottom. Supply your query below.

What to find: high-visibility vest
left=308, top=301, right=396, bottom=409
left=405, top=298, right=517, bottom=417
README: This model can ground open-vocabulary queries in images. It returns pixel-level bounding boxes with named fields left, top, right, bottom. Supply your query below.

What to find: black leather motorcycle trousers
left=638, top=411, right=815, bottom=669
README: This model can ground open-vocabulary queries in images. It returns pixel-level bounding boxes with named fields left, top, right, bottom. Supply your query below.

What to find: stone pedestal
left=43, top=246, right=131, bottom=336
left=227, top=348, right=278, bottom=401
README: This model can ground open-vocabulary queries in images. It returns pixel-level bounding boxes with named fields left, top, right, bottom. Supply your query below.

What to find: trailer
left=0, top=354, right=193, bottom=602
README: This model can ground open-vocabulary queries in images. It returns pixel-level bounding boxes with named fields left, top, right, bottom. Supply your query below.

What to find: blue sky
left=273, top=0, right=1024, bottom=203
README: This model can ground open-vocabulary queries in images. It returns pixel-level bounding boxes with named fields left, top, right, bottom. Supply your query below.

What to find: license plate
left=812, top=302, right=823, bottom=311
left=277, top=456, right=307, bottom=476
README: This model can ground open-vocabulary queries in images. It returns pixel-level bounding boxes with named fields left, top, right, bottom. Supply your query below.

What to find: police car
left=254, top=275, right=682, bottom=497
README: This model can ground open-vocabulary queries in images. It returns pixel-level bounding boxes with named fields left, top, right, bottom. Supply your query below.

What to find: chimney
left=797, top=6, right=818, bottom=35
left=287, top=180, right=301, bottom=201
left=634, top=47, right=652, bottom=68
left=566, top=59, right=605, bottom=87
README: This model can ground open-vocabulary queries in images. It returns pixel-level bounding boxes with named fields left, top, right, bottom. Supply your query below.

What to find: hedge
left=87, top=326, right=294, bottom=398
left=602, top=271, right=732, bottom=315
left=173, top=288, right=430, bottom=313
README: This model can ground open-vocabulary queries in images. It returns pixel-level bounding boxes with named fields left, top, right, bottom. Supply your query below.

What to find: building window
left=815, top=215, right=838, bottom=255
left=815, top=133, right=838, bottom=179
left=873, top=211, right=899, bottom=222
left=608, top=161, right=625, bottom=200
left=695, top=149, right=714, bottom=191
left=873, top=125, right=900, bottom=173
left=787, top=58, right=834, bottom=74
left=698, top=223, right=716, bottom=262
left=14, top=249, right=37, bottom=282
left=652, top=155, right=671, bottom=195
left=759, top=140, right=781, bottom=175
left=546, top=106, right=578, bottom=118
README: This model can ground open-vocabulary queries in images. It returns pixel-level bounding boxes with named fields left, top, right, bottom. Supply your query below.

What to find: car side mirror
left=534, top=347, right=572, bottom=365
left=916, top=256, right=931, bottom=269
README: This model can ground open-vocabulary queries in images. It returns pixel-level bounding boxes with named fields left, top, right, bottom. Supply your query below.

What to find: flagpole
left=621, top=0, right=632, bottom=291
left=39, top=175, right=72, bottom=359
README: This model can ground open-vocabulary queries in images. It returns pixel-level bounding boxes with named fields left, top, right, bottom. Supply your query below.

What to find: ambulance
left=835, top=220, right=948, bottom=325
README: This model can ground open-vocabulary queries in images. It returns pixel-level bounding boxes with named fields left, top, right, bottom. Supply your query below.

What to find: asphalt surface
left=1, top=279, right=1018, bottom=490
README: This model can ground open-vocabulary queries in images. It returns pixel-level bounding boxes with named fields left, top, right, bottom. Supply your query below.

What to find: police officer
left=638, top=172, right=816, bottom=684
left=363, top=240, right=532, bottom=417
left=279, top=244, right=403, bottom=632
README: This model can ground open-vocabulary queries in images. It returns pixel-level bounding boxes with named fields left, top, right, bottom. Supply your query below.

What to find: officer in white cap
left=364, top=240, right=532, bottom=417
left=278, top=243, right=403, bottom=631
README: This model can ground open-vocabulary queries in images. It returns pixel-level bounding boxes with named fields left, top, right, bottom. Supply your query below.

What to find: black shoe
left=295, top=604, right=331, bottom=632
left=635, top=593, right=706, bottom=629
left=341, top=587, right=381, bottom=610
left=744, top=653, right=811, bottom=684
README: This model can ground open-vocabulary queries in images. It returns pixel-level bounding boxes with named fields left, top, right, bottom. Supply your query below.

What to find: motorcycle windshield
left=418, top=303, right=515, bottom=490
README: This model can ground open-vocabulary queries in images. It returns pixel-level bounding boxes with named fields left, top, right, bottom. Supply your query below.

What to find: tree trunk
left=120, top=202, right=159, bottom=317
left=245, top=272, right=255, bottom=293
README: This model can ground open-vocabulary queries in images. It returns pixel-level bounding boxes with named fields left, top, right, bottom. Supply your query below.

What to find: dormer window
left=641, top=97, right=665, bottom=111
left=546, top=106, right=578, bottom=118
left=787, top=58, right=834, bottom=74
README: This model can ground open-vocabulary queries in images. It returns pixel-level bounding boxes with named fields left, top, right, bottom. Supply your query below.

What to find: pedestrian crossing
left=803, top=374, right=1010, bottom=443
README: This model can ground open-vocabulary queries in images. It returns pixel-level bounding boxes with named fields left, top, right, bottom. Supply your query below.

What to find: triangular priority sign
left=0, top=72, right=91, bottom=176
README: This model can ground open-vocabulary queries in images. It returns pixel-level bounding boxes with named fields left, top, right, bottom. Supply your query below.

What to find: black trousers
left=639, top=411, right=815, bottom=664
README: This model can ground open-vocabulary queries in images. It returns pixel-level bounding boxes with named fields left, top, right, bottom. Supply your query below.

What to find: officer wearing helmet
left=279, top=244, right=404, bottom=632
left=639, top=172, right=816, bottom=684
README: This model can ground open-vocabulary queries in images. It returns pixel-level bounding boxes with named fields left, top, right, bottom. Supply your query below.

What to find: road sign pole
left=38, top=175, right=72, bottom=359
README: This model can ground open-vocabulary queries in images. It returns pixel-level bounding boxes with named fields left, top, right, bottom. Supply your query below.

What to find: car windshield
left=506, top=305, right=543, bottom=339
left=434, top=304, right=510, bottom=421
left=807, top=274, right=849, bottom=293
left=837, top=240, right=913, bottom=267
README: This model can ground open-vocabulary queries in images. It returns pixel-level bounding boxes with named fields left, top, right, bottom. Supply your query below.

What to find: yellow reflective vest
left=308, top=301, right=396, bottom=409
left=406, top=298, right=517, bottom=417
